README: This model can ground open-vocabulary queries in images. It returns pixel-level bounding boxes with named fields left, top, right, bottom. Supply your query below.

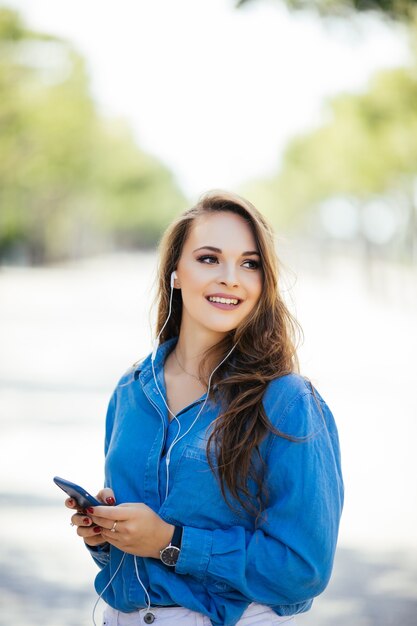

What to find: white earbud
left=170, top=271, right=177, bottom=289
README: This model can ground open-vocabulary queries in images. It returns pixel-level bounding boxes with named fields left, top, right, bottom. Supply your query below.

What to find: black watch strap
left=171, top=525, right=183, bottom=549
left=159, top=525, right=183, bottom=567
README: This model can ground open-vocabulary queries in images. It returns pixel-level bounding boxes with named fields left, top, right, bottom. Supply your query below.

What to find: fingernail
left=106, top=497, right=115, bottom=505
left=86, top=507, right=94, bottom=513
left=93, top=526, right=101, bottom=534
left=68, top=498, right=75, bottom=506
left=83, top=517, right=91, bottom=525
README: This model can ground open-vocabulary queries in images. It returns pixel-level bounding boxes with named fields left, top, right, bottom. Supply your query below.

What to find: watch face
left=160, top=545, right=180, bottom=567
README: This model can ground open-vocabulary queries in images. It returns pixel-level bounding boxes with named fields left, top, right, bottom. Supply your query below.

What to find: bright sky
left=5, top=0, right=410, bottom=198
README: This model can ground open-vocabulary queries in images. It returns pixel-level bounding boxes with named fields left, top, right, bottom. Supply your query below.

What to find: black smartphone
left=53, top=476, right=108, bottom=509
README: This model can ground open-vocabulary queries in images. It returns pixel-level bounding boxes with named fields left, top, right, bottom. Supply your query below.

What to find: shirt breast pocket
left=161, top=444, right=242, bottom=528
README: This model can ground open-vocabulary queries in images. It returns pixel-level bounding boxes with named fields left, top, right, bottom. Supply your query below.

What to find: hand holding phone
left=53, top=476, right=109, bottom=509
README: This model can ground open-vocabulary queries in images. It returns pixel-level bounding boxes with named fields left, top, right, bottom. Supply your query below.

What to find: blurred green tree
left=243, top=66, right=417, bottom=259
left=236, top=0, right=417, bottom=21
left=0, top=8, right=186, bottom=264
left=236, top=0, right=417, bottom=262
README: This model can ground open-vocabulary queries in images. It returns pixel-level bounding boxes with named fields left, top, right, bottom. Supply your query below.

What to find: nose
left=218, top=263, right=239, bottom=288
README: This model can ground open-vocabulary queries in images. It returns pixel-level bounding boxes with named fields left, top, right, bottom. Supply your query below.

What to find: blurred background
left=0, top=0, right=416, bottom=624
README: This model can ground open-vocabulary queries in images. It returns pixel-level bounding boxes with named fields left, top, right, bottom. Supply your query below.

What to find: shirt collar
left=136, top=336, right=178, bottom=384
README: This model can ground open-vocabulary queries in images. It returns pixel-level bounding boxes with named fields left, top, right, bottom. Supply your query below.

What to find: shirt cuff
left=175, top=526, right=212, bottom=580
left=86, top=541, right=110, bottom=567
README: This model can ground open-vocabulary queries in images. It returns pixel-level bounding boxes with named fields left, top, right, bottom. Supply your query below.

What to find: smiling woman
left=196, top=244, right=261, bottom=309
left=64, top=190, right=344, bottom=626
left=172, top=211, right=263, bottom=340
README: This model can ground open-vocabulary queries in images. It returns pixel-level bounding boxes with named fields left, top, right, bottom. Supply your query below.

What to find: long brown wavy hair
left=154, top=190, right=302, bottom=521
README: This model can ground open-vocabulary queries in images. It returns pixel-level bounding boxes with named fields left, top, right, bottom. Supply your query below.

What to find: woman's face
left=175, top=211, right=263, bottom=340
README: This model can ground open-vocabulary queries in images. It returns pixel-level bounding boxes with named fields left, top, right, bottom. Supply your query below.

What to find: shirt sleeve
left=86, top=542, right=111, bottom=569
left=175, top=389, right=344, bottom=606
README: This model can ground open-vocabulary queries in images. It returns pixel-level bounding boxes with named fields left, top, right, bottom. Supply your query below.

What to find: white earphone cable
left=134, top=556, right=152, bottom=614
left=163, top=342, right=236, bottom=500
left=94, top=271, right=237, bottom=623
left=92, top=552, right=126, bottom=626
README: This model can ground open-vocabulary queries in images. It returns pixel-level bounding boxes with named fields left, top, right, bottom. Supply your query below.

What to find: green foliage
left=236, top=0, right=417, bottom=21
left=237, top=0, right=417, bottom=245
left=242, top=65, right=417, bottom=229
left=90, top=119, right=185, bottom=246
left=0, top=7, right=186, bottom=264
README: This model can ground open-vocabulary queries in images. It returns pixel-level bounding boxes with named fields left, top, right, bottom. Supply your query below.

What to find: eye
left=196, top=255, right=218, bottom=264
left=242, top=259, right=260, bottom=270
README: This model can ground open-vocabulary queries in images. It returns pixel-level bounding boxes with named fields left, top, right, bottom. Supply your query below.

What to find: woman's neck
left=174, top=328, right=225, bottom=379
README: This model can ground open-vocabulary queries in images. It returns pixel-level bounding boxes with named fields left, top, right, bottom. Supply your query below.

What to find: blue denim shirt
left=89, top=337, right=343, bottom=625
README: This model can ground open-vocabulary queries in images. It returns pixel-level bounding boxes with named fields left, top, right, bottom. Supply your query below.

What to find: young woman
left=66, top=191, right=343, bottom=626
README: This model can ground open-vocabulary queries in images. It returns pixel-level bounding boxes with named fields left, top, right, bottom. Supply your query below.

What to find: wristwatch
left=160, top=525, right=183, bottom=567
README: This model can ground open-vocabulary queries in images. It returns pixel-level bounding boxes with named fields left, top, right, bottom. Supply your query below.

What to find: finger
left=77, top=524, right=104, bottom=540
left=101, top=527, right=123, bottom=544
left=84, top=535, right=108, bottom=547
left=71, top=513, right=93, bottom=528
left=88, top=515, right=117, bottom=528
left=86, top=505, right=128, bottom=520
left=96, top=488, right=116, bottom=506
left=65, top=497, right=85, bottom=514
left=101, top=522, right=124, bottom=544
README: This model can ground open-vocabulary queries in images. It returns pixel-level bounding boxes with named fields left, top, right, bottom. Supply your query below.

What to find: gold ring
left=110, top=521, right=118, bottom=533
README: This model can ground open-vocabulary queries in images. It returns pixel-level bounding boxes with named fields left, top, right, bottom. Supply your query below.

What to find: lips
left=205, top=293, right=243, bottom=310
left=206, top=293, right=242, bottom=304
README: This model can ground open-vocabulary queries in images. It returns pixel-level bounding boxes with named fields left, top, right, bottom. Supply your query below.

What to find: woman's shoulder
left=263, top=372, right=314, bottom=406
left=113, top=356, right=147, bottom=389
left=263, top=373, right=332, bottom=436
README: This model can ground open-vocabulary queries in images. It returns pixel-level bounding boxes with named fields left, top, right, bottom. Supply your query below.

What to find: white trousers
left=102, top=602, right=296, bottom=626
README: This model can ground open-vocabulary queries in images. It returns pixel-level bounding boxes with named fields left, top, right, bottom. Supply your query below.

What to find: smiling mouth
left=205, top=296, right=243, bottom=310
left=207, top=296, right=240, bottom=305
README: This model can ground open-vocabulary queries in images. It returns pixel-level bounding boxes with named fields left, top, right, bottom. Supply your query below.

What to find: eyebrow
left=193, top=246, right=260, bottom=256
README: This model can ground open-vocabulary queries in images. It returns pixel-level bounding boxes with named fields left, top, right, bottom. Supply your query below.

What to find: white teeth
left=208, top=296, right=239, bottom=305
